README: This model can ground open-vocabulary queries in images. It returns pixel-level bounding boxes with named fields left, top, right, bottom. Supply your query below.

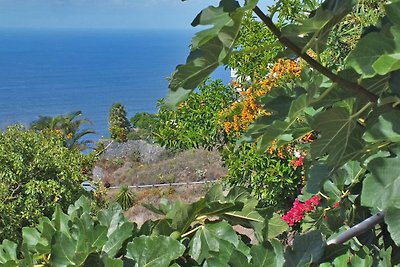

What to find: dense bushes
left=155, top=80, right=237, bottom=150
left=128, top=112, right=159, bottom=141
left=222, top=143, right=302, bottom=211
left=0, top=126, right=97, bottom=244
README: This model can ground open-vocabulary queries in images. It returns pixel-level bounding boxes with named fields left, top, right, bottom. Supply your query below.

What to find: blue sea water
left=0, top=28, right=230, bottom=138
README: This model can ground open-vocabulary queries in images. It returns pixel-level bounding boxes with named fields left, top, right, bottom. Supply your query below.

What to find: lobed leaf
left=283, top=231, right=325, bottom=267
left=126, top=236, right=185, bottom=267
left=189, top=221, right=239, bottom=264
left=347, top=2, right=400, bottom=78
left=281, top=0, right=355, bottom=54
left=0, top=240, right=18, bottom=266
left=311, top=107, right=365, bottom=167
left=363, top=110, right=400, bottom=143
left=166, top=0, right=258, bottom=108
left=361, top=156, right=400, bottom=210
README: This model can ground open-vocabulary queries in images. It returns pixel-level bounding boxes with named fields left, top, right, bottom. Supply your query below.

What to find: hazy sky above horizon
left=0, top=0, right=222, bottom=29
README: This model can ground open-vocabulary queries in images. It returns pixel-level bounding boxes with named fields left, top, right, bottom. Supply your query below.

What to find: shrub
left=0, top=126, right=98, bottom=244
left=222, top=143, right=302, bottom=211
left=155, top=80, right=237, bottom=150
left=116, top=185, right=135, bottom=210
left=108, top=103, right=131, bottom=142
left=128, top=112, right=159, bottom=141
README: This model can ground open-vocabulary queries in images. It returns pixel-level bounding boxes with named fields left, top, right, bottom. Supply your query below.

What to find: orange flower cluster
left=300, top=131, right=315, bottom=143
left=221, top=59, right=302, bottom=137
left=267, top=140, right=294, bottom=159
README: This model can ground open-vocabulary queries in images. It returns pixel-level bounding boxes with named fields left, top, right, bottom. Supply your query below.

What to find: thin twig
left=327, top=211, right=385, bottom=245
left=252, top=6, right=379, bottom=103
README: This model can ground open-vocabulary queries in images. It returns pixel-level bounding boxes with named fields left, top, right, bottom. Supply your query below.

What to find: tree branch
left=252, top=6, right=379, bottom=103
left=327, top=211, right=385, bottom=245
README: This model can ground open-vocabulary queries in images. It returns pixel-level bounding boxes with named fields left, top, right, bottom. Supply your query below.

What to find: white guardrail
left=82, top=180, right=219, bottom=192
left=108, top=180, right=219, bottom=190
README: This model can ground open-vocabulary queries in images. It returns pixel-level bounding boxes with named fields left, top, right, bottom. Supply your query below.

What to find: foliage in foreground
left=165, top=0, right=400, bottom=265
left=0, top=126, right=97, bottom=244
left=1, top=185, right=395, bottom=266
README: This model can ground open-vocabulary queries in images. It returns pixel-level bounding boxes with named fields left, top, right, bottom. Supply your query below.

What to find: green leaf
left=166, top=0, right=258, bottom=107
left=204, top=239, right=236, bottom=267
left=347, top=21, right=400, bottom=78
left=68, top=195, right=92, bottom=218
left=386, top=1, right=400, bottom=26
left=0, top=240, right=18, bottom=266
left=306, top=163, right=334, bottom=194
left=361, top=156, right=400, bottom=210
left=350, top=247, right=373, bottom=266
left=244, top=92, right=312, bottom=151
left=98, top=204, right=135, bottom=258
left=51, top=232, right=76, bottom=266
left=266, top=213, right=288, bottom=239
left=311, top=107, right=365, bottom=167
left=363, top=110, right=400, bottom=142
left=189, top=221, right=239, bottom=264
left=83, top=254, right=124, bottom=267
left=385, top=207, right=400, bottom=246
left=52, top=205, right=71, bottom=237
left=228, top=249, right=251, bottom=267
left=251, top=240, right=284, bottom=267
left=283, top=231, right=325, bottom=267
left=22, top=228, right=41, bottom=252
left=281, top=0, right=355, bottom=53
left=126, top=236, right=185, bottom=267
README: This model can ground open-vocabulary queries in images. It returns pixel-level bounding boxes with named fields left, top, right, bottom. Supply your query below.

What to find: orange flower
left=224, top=121, right=232, bottom=134
left=233, top=115, right=240, bottom=134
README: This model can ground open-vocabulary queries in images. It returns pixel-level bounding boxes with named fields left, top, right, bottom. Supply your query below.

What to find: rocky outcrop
left=100, top=139, right=168, bottom=163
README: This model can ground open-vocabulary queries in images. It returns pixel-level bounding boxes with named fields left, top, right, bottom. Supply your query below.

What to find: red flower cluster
left=291, top=154, right=304, bottom=167
left=282, top=195, right=320, bottom=226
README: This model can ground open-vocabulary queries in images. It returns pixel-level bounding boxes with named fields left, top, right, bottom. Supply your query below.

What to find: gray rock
left=92, top=166, right=105, bottom=181
left=100, top=139, right=168, bottom=163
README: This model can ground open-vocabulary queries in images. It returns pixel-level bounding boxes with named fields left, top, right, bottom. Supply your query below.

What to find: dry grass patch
left=97, top=148, right=227, bottom=186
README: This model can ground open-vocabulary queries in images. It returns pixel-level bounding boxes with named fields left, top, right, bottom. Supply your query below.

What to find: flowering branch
left=326, top=211, right=385, bottom=245
left=252, top=6, right=379, bottom=103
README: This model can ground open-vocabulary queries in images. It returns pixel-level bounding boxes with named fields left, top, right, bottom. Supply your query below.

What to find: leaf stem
left=181, top=225, right=202, bottom=238
left=252, top=6, right=379, bottom=103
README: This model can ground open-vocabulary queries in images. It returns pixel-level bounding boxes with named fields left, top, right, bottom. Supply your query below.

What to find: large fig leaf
left=251, top=240, right=284, bottom=267
left=363, top=110, right=400, bottom=143
left=98, top=204, right=136, bottom=258
left=189, top=221, right=239, bottom=264
left=311, top=107, right=365, bottom=167
left=166, top=0, right=258, bottom=107
left=126, top=236, right=185, bottom=267
left=283, top=231, right=325, bottom=267
left=361, top=156, right=400, bottom=210
left=281, top=0, right=355, bottom=53
left=347, top=2, right=400, bottom=78
left=0, top=240, right=18, bottom=267
left=385, top=207, right=400, bottom=246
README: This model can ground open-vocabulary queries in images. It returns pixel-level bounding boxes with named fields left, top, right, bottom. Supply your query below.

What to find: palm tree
left=30, top=111, right=96, bottom=151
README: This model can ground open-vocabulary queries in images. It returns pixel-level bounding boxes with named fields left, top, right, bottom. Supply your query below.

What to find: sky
left=0, top=0, right=220, bottom=29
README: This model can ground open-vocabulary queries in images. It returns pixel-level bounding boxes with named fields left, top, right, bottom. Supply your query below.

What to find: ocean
left=0, top=28, right=230, bottom=138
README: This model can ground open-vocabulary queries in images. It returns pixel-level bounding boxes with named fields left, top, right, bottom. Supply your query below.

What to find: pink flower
left=282, top=195, right=320, bottom=226
left=291, top=154, right=304, bottom=167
